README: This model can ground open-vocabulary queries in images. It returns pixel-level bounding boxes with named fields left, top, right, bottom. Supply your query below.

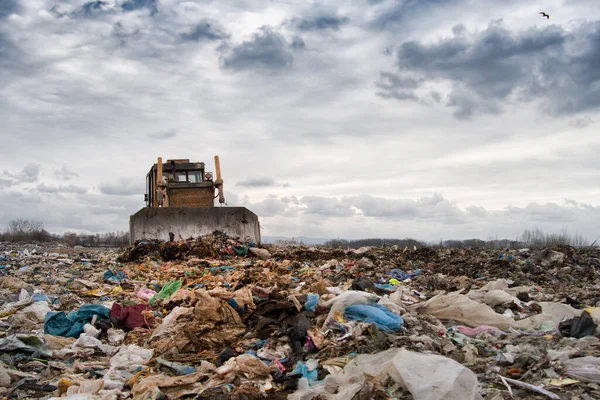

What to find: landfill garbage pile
left=1, top=235, right=600, bottom=400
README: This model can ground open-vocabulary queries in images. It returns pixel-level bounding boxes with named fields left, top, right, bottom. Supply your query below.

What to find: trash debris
left=3, top=238, right=600, bottom=398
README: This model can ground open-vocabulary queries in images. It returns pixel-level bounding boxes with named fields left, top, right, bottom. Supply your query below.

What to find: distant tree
left=1, top=219, right=51, bottom=242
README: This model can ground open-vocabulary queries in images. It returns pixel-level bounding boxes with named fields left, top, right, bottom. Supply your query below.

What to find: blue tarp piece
left=389, top=269, right=422, bottom=281
left=290, top=361, right=319, bottom=382
left=44, top=304, right=110, bottom=338
left=32, top=294, right=49, bottom=302
left=344, top=303, right=404, bottom=332
left=103, top=269, right=126, bottom=282
left=305, top=294, right=319, bottom=311
left=374, top=283, right=395, bottom=291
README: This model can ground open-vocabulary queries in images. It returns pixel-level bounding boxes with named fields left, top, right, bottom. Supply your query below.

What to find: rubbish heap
left=1, top=234, right=600, bottom=399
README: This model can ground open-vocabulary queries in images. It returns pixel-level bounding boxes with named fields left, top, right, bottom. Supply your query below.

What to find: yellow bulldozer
left=129, top=156, right=261, bottom=244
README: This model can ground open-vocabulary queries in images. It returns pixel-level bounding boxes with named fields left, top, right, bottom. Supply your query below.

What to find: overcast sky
left=1, top=0, right=599, bottom=241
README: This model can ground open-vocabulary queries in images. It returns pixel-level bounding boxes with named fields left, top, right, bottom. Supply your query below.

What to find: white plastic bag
left=564, top=356, right=600, bottom=383
left=289, top=348, right=482, bottom=400
left=110, top=345, right=154, bottom=369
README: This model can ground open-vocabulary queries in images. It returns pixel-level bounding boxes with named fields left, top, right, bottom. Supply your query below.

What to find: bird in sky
left=539, top=12, right=550, bottom=19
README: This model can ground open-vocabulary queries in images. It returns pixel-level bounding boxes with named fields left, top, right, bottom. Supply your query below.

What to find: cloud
left=54, top=166, right=79, bottom=181
left=121, top=0, right=158, bottom=15
left=569, top=117, right=594, bottom=129
left=148, top=129, right=177, bottom=139
left=301, top=196, right=356, bottom=217
left=369, top=0, right=456, bottom=30
left=235, top=177, right=289, bottom=188
left=3, top=163, right=41, bottom=183
left=0, top=178, right=13, bottom=189
left=381, top=21, right=600, bottom=118
left=0, top=0, right=19, bottom=19
left=98, top=178, right=144, bottom=196
left=291, top=15, right=350, bottom=32
left=72, top=1, right=114, bottom=18
left=180, top=21, right=229, bottom=42
left=36, top=183, right=88, bottom=194
left=220, top=28, right=294, bottom=72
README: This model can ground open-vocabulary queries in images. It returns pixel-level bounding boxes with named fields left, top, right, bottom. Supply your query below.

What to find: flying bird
left=539, top=12, right=550, bottom=19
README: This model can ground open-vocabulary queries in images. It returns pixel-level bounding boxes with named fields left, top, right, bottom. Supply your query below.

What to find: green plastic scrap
left=448, top=331, right=486, bottom=346
left=149, top=280, right=182, bottom=306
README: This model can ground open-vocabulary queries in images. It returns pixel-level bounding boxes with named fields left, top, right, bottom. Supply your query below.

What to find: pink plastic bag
left=137, top=288, right=157, bottom=302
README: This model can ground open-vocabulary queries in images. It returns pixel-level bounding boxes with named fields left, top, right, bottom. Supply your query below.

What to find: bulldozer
left=129, top=156, right=261, bottom=245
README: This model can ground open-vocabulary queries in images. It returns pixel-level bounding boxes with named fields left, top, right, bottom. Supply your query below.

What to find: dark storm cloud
left=0, top=0, right=19, bottom=19
left=375, top=72, right=422, bottom=101
left=72, top=1, right=114, bottom=18
left=179, top=21, right=229, bottom=42
left=290, top=36, right=305, bottom=50
left=380, top=21, right=600, bottom=119
left=221, top=28, right=294, bottom=72
left=291, top=15, right=350, bottom=32
left=121, top=0, right=158, bottom=15
left=369, top=0, right=456, bottom=30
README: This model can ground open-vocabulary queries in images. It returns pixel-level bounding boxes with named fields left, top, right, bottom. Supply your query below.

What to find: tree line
left=0, top=219, right=129, bottom=247
left=324, top=228, right=593, bottom=250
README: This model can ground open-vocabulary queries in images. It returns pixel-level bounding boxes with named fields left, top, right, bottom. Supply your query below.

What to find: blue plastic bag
left=44, top=304, right=110, bottom=338
left=305, top=294, right=319, bottom=311
left=344, top=303, right=404, bottom=331
left=389, top=269, right=422, bottom=281
left=103, top=269, right=126, bottom=282
left=290, top=361, right=319, bottom=382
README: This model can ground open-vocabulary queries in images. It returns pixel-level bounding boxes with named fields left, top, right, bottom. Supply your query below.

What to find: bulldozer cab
left=130, top=155, right=260, bottom=245
left=145, top=157, right=224, bottom=208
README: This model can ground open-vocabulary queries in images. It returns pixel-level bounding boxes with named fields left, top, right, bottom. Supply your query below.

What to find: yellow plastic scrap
left=128, top=367, right=151, bottom=387
left=0, top=309, right=18, bottom=318
left=389, top=278, right=401, bottom=285
left=549, top=378, right=579, bottom=387
left=111, top=286, right=124, bottom=295
left=82, top=289, right=106, bottom=297
left=333, top=311, right=346, bottom=323
left=57, top=378, right=73, bottom=394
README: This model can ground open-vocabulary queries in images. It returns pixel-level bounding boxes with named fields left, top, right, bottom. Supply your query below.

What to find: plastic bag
left=249, top=248, right=271, bottom=259
left=413, top=292, right=578, bottom=330
left=564, top=356, right=600, bottom=383
left=110, top=345, right=154, bottom=369
left=290, top=360, right=319, bottom=383
left=107, top=329, right=125, bottom=345
left=103, top=268, right=126, bottom=282
left=44, top=304, right=110, bottom=338
left=136, top=288, right=157, bottom=302
left=483, top=290, right=519, bottom=307
left=305, top=294, right=319, bottom=312
left=321, top=291, right=380, bottom=331
left=344, top=304, right=404, bottom=331
left=109, top=303, right=148, bottom=330
left=289, top=348, right=482, bottom=400
left=149, top=280, right=182, bottom=305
